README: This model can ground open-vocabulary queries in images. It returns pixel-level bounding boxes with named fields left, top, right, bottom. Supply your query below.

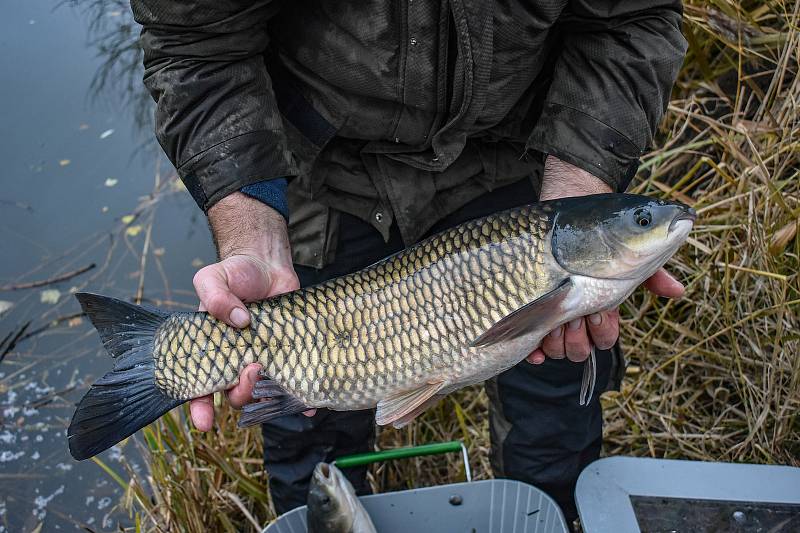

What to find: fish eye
left=634, top=208, right=652, bottom=228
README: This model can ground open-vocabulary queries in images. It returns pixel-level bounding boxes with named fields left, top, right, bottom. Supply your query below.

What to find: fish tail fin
left=68, top=293, right=184, bottom=460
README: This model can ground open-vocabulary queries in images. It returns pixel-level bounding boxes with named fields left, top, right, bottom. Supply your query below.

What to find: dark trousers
left=262, top=178, right=619, bottom=522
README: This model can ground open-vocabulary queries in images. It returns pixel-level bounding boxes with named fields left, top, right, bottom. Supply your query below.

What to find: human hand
left=189, top=192, right=314, bottom=431
left=526, top=157, right=685, bottom=365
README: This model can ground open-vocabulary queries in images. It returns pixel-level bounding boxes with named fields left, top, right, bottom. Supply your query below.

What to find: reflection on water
left=75, top=0, right=153, bottom=135
left=0, top=1, right=214, bottom=530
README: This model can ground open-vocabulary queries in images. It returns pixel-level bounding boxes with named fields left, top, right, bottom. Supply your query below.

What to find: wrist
left=539, top=156, right=613, bottom=201
left=208, top=192, right=293, bottom=265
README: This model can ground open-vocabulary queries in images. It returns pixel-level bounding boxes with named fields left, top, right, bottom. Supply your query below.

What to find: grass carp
left=307, top=462, right=376, bottom=533
left=68, top=194, right=695, bottom=460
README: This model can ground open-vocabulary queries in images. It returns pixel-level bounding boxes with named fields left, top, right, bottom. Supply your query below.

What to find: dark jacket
left=132, top=0, right=686, bottom=267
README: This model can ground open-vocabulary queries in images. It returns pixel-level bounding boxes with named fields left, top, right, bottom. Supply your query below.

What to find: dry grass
left=107, top=2, right=800, bottom=531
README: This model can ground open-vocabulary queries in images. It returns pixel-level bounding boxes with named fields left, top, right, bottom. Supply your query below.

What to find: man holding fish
left=105, top=0, right=689, bottom=524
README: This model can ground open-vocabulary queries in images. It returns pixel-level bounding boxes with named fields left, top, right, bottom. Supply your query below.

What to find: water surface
left=0, top=1, right=214, bottom=530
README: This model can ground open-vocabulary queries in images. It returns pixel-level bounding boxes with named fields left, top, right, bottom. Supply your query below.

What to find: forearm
left=539, top=156, right=612, bottom=201
left=208, top=192, right=293, bottom=265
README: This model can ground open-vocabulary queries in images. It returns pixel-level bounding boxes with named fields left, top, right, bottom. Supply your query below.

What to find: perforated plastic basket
left=263, top=441, right=568, bottom=533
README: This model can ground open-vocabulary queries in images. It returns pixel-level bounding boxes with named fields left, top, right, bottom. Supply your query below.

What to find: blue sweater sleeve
left=240, top=178, right=289, bottom=221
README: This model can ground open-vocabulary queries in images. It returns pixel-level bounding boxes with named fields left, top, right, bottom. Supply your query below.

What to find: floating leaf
left=99, top=129, right=115, bottom=139
left=108, top=10, right=122, bottom=17
left=59, top=159, right=71, bottom=167
left=191, top=258, right=205, bottom=268
left=0, top=301, right=13, bottom=315
left=153, top=247, right=165, bottom=257
left=121, top=214, right=135, bottom=225
left=126, top=225, right=143, bottom=237
left=68, top=316, right=84, bottom=328
left=101, top=206, right=109, bottom=213
left=40, top=289, right=61, bottom=304
left=79, top=123, right=89, bottom=131
left=104, top=178, right=118, bottom=187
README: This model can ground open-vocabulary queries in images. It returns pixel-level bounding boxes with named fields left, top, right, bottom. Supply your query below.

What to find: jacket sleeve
left=131, top=0, right=298, bottom=212
left=527, top=1, right=687, bottom=192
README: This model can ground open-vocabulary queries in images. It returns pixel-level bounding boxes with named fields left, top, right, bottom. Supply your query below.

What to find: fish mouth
left=668, top=206, right=697, bottom=233
left=313, top=462, right=335, bottom=485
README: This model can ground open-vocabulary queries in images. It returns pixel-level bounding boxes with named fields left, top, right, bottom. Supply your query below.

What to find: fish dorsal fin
left=470, top=278, right=573, bottom=348
left=375, top=380, right=445, bottom=426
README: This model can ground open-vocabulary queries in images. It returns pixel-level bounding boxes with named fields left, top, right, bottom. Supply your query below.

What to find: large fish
left=307, top=463, right=376, bottom=533
left=67, top=194, right=695, bottom=460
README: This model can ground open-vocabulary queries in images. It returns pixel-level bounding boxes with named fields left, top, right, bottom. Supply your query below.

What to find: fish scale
left=151, top=205, right=556, bottom=408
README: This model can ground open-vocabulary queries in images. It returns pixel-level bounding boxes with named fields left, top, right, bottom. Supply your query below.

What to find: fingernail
left=230, top=307, right=250, bottom=328
left=568, top=318, right=582, bottom=331
left=589, top=313, right=602, bottom=326
left=550, top=326, right=563, bottom=338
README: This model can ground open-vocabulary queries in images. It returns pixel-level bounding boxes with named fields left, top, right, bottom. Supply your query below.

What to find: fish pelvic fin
left=68, top=293, right=184, bottom=461
left=237, top=375, right=311, bottom=427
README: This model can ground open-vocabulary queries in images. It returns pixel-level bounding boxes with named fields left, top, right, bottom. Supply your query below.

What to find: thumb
left=643, top=268, right=685, bottom=298
left=193, top=263, right=252, bottom=328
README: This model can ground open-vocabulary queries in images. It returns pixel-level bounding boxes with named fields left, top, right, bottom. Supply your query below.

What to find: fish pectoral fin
left=237, top=378, right=310, bottom=428
left=469, top=277, right=573, bottom=348
left=375, top=381, right=445, bottom=426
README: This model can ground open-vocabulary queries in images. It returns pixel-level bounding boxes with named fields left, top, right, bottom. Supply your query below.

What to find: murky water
left=1, top=1, right=214, bottom=530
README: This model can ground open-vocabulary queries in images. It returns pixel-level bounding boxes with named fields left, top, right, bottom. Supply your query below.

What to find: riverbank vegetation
left=101, top=2, right=799, bottom=531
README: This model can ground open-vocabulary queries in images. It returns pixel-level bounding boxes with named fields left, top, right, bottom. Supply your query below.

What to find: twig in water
left=0, top=321, right=31, bottom=364
left=135, top=217, right=154, bottom=305
left=16, top=312, right=85, bottom=343
left=0, top=199, right=33, bottom=212
left=28, top=384, right=78, bottom=409
left=0, top=263, right=96, bottom=291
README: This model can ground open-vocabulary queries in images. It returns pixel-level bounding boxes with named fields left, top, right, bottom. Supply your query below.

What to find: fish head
left=550, top=194, right=696, bottom=281
left=307, top=462, right=356, bottom=532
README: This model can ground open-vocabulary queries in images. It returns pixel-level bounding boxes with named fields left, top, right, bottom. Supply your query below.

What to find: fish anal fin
left=470, top=278, right=572, bottom=348
left=375, top=380, right=444, bottom=426
left=237, top=377, right=310, bottom=427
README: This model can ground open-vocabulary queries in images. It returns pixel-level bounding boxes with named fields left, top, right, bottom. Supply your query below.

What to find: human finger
left=189, top=395, right=215, bottom=432
left=526, top=348, right=547, bottom=365
left=586, top=309, right=619, bottom=351
left=563, top=317, right=591, bottom=362
left=227, top=363, right=262, bottom=409
left=541, top=325, right=566, bottom=359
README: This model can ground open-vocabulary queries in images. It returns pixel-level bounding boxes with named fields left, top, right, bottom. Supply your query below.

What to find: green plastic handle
left=334, top=441, right=466, bottom=470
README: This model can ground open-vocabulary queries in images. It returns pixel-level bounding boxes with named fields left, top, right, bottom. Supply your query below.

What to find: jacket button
left=410, top=38, right=418, bottom=46
left=375, top=212, right=384, bottom=223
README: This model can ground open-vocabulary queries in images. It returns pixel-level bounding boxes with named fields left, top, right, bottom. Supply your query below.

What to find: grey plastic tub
left=576, top=456, right=800, bottom=532
left=263, top=478, right=568, bottom=533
